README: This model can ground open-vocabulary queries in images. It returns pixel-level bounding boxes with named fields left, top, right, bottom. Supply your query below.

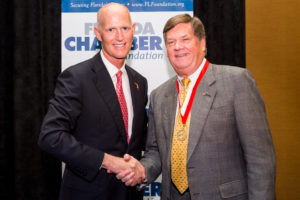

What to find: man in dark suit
left=119, top=14, right=276, bottom=200
left=38, top=3, right=147, bottom=200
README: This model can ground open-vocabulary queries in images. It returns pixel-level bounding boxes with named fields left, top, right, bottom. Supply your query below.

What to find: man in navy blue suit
left=38, top=3, right=147, bottom=200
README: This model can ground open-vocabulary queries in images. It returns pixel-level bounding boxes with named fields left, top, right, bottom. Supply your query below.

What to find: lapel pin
left=134, top=82, right=139, bottom=91
left=202, top=92, right=209, bottom=96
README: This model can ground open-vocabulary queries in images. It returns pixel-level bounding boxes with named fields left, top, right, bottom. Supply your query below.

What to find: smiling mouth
left=114, top=43, right=126, bottom=47
left=175, top=53, right=188, bottom=58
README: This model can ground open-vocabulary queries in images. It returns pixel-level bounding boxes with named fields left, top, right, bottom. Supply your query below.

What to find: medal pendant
left=177, top=129, right=187, bottom=141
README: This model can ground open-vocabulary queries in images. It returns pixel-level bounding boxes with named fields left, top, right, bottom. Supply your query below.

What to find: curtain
left=0, top=1, right=15, bottom=198
left=194, top=0, right=245, bottom=67
left=0, top=0, right=62, bottom=199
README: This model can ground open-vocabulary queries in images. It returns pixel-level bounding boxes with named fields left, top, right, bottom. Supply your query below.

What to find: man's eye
left=122, top=27, right=129, bottom=31
left=106, top=28, right=115, bottom=33
left=167, top=41, right=174, bottom=45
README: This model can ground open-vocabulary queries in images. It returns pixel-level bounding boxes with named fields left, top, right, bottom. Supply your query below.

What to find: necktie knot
left=180, top=77, right=190, bottom=105
left=116, top=70, right=122, bottom=81
left=182, top=77, right=190, bottom=89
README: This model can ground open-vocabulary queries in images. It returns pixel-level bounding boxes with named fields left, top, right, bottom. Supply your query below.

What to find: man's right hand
left=115, top=154, right=146, bottom=186
left=102, top=153, right=132, bottom=174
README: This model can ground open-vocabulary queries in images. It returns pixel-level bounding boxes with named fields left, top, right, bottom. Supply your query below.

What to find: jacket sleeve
left=234, top=69, right=276, bottom=200
left=140, top=91, right=162, bottom=184
left=38, top=68, right=104, bottom=181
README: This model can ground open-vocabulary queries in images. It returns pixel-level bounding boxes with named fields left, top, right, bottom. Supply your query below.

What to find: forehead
left=100, top=7, right=131, bottom=27
left=166, top=23, right=194, bottom=39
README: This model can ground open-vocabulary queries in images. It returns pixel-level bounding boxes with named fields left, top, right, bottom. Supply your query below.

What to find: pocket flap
left=219, top=179, right=247, bottom=198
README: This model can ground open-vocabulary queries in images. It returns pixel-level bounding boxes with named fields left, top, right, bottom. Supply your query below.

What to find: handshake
left=102, top=153, right=146, bottom=186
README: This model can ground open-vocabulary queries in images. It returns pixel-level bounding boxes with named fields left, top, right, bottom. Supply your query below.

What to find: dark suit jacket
left=141, top=63, right=276, bottom=200
left=38, top=53, right=148, bottom=200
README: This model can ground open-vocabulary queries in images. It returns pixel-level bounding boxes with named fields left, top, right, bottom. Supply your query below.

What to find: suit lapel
left=126, top=66, right=139, bottom=141
left=163, top=77, right=178, bottom=171
left=91, top=54, right=128, bottom=143
left=187, top=64, right=216, bottom=162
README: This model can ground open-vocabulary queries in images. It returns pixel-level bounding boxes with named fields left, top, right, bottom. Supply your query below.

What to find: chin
left=174, top=65, right=188, bottom=71
left=113, top=52, right=127, bottom=58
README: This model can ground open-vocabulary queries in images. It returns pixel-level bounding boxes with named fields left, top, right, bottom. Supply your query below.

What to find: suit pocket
left=219, top=179, right=247, bottom=198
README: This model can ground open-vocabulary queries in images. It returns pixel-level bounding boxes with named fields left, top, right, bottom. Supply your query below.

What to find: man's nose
left=115, top=29, right=124, bottom=40
left=174, top=41, right=183, bottom=50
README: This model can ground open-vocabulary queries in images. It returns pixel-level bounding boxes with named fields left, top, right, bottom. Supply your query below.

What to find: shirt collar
left=100, top=50, right=126, bottom=78
left=177, top=58, right=206, bottom=87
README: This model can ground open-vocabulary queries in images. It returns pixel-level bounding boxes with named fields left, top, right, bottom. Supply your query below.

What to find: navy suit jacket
left=39, top=53, right=148, bottom=200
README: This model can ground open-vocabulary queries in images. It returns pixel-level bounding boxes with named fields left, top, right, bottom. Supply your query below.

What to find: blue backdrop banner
left=61, top=1, right=193, bottom=199
left=62, top=0, right=193, bottom=12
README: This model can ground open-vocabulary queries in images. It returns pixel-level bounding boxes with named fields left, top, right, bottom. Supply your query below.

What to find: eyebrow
left=181, top=34, right=189, bottom=38
left=167, top=34, right=189, bottom=41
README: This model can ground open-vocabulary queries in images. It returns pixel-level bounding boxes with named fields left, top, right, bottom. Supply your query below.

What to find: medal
left=177, top=129, right=187, bottom=141
left=177, top=130, right=186, bottom=141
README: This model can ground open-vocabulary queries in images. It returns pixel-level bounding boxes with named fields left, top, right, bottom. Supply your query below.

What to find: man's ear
left=94, top=27, right=102, bottom=42
left=131, top=23, right=136, bottom=36
left=201, top=37, right=206, bottom=52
